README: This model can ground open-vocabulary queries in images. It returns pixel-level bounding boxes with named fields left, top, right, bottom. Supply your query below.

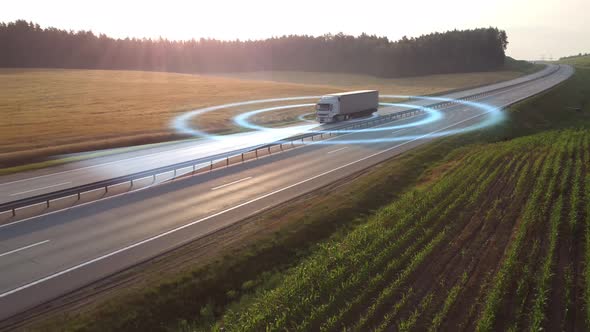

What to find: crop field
left=213, top=70, right=523, bottom=96
left=0, top=68, right=525, bottom=167
left=205, top=129, right=590, bottom=331
left=0, top=69, right=337, bottom=166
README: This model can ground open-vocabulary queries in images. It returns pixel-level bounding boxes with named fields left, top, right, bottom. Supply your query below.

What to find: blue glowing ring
left=170, top=94, right=503, bottom=144
left=307, top=103, right=442, bottom=134
left=302, top=95, right=504, bottom=144
left=297, top=112, right=318, bottom=123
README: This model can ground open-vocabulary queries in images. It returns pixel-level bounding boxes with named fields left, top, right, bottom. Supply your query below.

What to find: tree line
left=0, top=20, right=508, bottom=77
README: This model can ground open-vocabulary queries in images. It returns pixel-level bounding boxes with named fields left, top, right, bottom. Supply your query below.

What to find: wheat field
left=0, top=68, right=523, bottom=165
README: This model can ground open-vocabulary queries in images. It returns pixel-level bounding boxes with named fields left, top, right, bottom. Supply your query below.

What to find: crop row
left=584, top=131, right=590, bottom=325
left=529, top=135, right=574, bottom=330
left=477, top=130, right=589, bottom=331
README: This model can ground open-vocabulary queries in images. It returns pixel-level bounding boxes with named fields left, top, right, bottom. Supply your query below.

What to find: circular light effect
left=297, top=112, right=317, bottom=123
left=170, top=94, right=504, bottom=145
left=310, top=103, right=442, bottom=134
left=304, top=95, right=504, bottom=144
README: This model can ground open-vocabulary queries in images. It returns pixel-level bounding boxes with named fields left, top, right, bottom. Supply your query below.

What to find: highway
left=0, top=63, right=561, bottom=207
left=0, top=64, right=573, bottom=321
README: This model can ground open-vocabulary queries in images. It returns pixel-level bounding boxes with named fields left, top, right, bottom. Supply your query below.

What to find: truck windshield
left=316, top=103, right=332, bottom=111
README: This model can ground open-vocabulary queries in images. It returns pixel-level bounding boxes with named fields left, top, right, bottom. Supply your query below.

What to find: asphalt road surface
left=0, top=64, right=562, bottom=206
left=0, top=64, right=573, bottom=320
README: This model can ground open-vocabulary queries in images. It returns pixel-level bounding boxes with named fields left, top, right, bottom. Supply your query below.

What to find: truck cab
left=315, top=95, right=340, bottom=123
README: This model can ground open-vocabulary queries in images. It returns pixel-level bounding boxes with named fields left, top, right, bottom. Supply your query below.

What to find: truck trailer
left=315, top=90, right=379, bottom=124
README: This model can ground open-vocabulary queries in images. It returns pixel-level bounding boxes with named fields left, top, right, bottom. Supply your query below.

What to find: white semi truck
left=315, top=90, right=379, bottom=124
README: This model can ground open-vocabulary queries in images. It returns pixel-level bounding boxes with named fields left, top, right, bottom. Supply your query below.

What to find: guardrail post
left=130, top=179, right=134, bottom=187
left=193, top=164, right=196, bottom=172
left=174, top=169, right=177, bottom=177
left=153, top=174, right=156, bottom=182
left=12, top=208, right=15, bottom=217
left=268, top=146, right=271, bottom=154
left=226, top=157, right=229, bottom=166
left=241, top=153, right=244, bottom=162
left=105, top=186, right=108, bottom=193
left=77, top=192, right=81, bottom=201
left=210, top=160, right=213, bottom=170
left=255, top=149, right=258, bottom=158
left=46, top=200, right=50, bottom=208
left=280, top=143, right=283, bottom=151
left=291, top=141, right=294, bottom=148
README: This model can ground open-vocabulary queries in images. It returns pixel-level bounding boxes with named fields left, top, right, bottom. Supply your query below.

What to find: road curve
left=0, top=64, right=573, bottom=321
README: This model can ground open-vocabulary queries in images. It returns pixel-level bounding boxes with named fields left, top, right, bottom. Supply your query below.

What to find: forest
left=0, top=21, right=508, bottom=77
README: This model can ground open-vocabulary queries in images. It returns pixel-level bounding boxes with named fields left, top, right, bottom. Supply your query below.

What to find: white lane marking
left=211, top=177, right=253, bottom=191
left=0, top=240, right=50, bottom=258
left=9, top=182, right=71, bottom=197
left=327, top=147, right=348, bottom=154
left=0, top=109, right=495, bottom=299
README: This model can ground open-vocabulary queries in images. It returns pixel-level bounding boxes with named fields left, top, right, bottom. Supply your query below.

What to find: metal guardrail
left=0, top=65, right=562, bottom=217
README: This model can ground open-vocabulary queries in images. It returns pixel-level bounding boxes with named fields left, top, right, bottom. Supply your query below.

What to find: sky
left=1, top=0, right=588, bottom=60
